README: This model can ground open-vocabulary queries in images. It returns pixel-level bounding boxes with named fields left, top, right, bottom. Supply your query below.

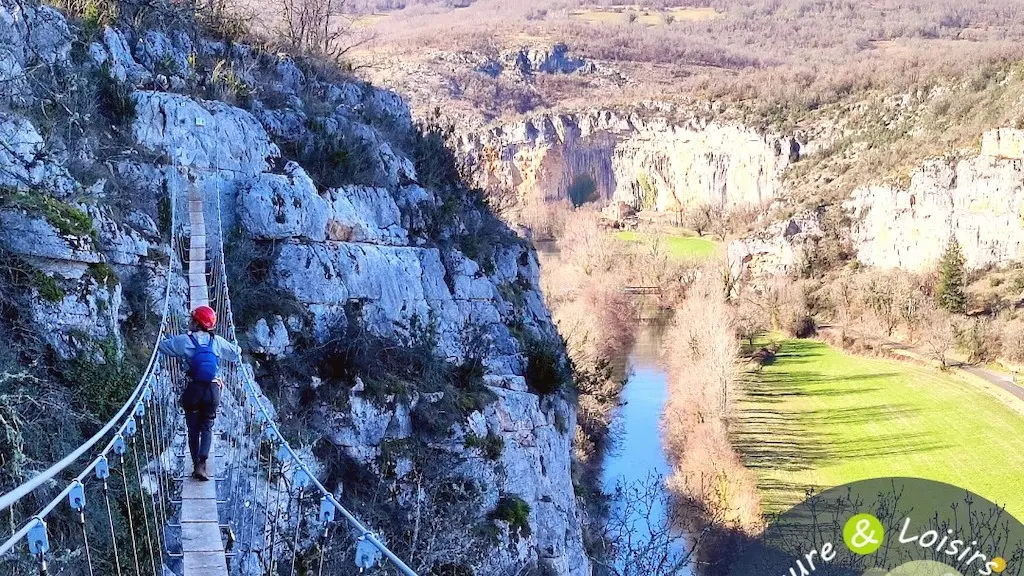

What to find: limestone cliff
left=847, top=131, right=1024, bottom=271
left=0, top=1, right=589, bottom=573
left=464, top=109, right=799, bottom=211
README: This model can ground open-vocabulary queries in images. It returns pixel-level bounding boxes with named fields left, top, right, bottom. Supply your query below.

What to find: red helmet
left=191, top=305, right=217, bottom=330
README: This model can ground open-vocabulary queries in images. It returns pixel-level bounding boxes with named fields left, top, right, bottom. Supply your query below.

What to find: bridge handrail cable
left=210, top=173, right=419, bottom=576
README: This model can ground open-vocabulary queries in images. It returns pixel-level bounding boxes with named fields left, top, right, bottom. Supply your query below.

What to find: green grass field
left=613, top=230, right=718, bottom=260
left=734, top=338, right=1024, bottom=518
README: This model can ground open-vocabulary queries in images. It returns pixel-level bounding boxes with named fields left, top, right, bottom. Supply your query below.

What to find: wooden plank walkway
left=182, top=190, right=228, bottom=576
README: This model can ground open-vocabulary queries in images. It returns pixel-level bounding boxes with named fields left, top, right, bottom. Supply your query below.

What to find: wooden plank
left=181, top=477, right=217, bottom=500
left=183, top=551, right=228, bottom=576
left=182, top=187, right=229, bottom=576
left=181, top=521, right=223, bottom=552
left=181, top=498, right=219, bottom=522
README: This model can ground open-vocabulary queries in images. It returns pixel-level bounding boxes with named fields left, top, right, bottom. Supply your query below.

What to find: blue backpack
left=188, top=334, right=219, bottom=383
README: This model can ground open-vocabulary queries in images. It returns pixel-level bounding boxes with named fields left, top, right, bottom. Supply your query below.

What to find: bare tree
left=922, top=310, right=957, bottom=369
left=592, top=474, right=707, bottom=576
left=735, top=299, right=767, bottom=350
left=709, top=203, right=729, bottom=241
left=279, top=0, right=369, bottom=59
left=865, top=275, right=899, bottom=336
left=897, top=274, right=926, bottom=340
left=687, top=202, right=713, bottom=237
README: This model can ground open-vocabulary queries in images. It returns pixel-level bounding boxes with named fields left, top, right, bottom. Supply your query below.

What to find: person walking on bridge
left=158, top=305, right=241, bottom=481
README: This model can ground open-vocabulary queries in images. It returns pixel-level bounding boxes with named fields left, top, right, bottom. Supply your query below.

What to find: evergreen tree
left=937, top=237, right=967, bottom=314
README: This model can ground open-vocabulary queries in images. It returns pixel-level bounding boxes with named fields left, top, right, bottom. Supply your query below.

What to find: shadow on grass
left=731, top=338, right=940, bottom=515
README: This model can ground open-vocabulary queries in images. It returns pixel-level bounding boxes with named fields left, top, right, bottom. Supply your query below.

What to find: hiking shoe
left=193, top=460, right=209, bottom=481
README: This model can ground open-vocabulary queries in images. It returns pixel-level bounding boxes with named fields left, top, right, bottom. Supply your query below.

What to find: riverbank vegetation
left=661, top=275, right=764, bottom=565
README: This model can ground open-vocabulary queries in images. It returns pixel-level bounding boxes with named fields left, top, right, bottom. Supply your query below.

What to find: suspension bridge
left=0, top=173, right=418, bottom=575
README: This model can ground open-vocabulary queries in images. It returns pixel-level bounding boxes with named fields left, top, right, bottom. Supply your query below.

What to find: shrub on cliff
left=489, top=495, right=532, bottom=539
left=524, top=336, right=571, bottom=395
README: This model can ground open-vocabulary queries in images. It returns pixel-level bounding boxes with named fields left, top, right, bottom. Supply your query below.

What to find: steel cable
left=73, top=499, right=95, bottom=576
left=102, top=480, right=124, bottom=576
left=119, top=452, right=143, bottom=576
left=261, top=440, right=277, bottom=572
left=288, top=485, right=304, bottom=576
left=136, top=419, right=160, bottom=575
left=267, top=467, right=287, bottom=576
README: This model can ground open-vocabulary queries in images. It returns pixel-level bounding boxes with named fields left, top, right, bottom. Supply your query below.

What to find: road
left=959, top=364, right=1024, bottom=402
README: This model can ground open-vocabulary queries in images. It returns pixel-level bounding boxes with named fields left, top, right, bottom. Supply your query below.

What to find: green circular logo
left=844, top=513, right=885, bottom=555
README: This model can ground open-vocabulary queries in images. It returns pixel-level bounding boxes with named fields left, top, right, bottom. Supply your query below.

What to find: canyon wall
left=464, top=109, right=799, bottom=211
left=848, top=131, right=1024, bottom=271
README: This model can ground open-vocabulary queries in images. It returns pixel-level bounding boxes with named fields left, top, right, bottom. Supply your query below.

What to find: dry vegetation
left=538, top=205, right=699, bottom=471
left=346, top=0, right=1024, bottom=112
left=328, top=0, right=1024, bottom=208
left=661, top=275, right=764, bottom=566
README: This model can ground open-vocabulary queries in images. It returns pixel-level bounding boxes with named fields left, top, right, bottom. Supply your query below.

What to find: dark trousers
left=181, top=380, right=221, bottom=464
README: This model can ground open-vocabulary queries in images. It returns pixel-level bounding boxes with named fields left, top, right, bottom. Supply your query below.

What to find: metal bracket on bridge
left=142, top=386, right=153, bottom=405
left=318, top=496, right=335, bottom=524
left=124, top=416, right=137, bottom=438
left=95, top=456, right=110, bottom=481
left=113, top=434, right=126, bottom=456
left=68, top=481, right=86, bottom=512
left=276, top=444, right=290, bottom=466
left=135, top=401, right=146, bottom=418
left=293, top=469, right=310, bottom=490
left=27, top=518, right=48, bottom=555
left=355, top=533, right=382, bottom=571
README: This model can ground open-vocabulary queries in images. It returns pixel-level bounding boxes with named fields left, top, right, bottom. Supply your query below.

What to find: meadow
left=733, top=338, right=1024, bottom=518
left=613, top=230, right=718, bottom=260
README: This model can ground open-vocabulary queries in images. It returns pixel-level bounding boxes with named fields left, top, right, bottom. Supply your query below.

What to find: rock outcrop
left=0, top=1, right=589, bottom=572
left=848, top=143, right=1024, bottom=271
left=465, top=109, right=799, bottom=211
left=729, top=214, right=823, bottom=278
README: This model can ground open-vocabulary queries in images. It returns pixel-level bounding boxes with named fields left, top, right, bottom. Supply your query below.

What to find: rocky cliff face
left=464, top=109, right=799, bottom=211
left=0, top=1, right=589, bottom=573
left=847, top=134, right=1024, bottom=271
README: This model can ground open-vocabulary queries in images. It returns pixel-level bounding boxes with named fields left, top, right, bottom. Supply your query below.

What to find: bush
left=97, top=64, right=136, bottom=126
left=1002, top=320, right=1024, bottom=363
left=464, top=432, right=504, bottom=460
left=63, top=338, right=140, bottom=421
left=86, top=263, right=118, bottom=290
left=524, top=336, right=570, bottom=395
left=788, top=314, right=817, bottom=338
left=410, top=107, right=463, bottom=190
left=223, top=231, right=306, bottom=332
left=278, top=119, right=378, bottom=189
left=489, top=495, right=531, bottom=539
left=33, top=270, right=65, bottom=303
left=956, top=318, right=998, bottom=363
left=1, top=188, right=96, bottom=240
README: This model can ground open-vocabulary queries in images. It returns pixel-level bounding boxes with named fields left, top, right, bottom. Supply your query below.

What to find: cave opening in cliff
left=567, top=173, right=599, bottom=207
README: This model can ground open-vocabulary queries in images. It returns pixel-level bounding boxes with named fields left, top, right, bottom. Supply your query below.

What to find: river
left=601, top=322, right=692, bottom=574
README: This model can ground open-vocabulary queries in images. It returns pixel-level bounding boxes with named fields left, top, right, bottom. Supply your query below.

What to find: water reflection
left=601, top=323, right=693, bottom=575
